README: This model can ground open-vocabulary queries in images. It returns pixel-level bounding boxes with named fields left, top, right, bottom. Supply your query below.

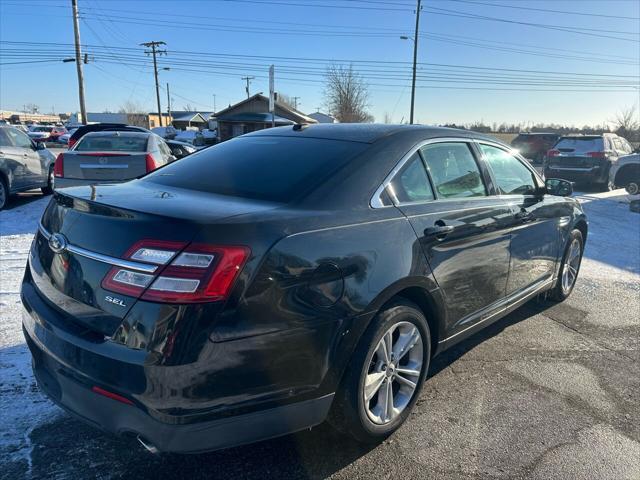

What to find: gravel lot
left=1, top=188, right=638, bottom=480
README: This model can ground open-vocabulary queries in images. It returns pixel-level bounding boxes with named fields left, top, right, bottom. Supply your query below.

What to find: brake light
left=547, top=149, right=560, bottom=157
left=53, top=153, right=64, bottom=177
left=587, top=151, right=605, bottom=158
left=101, top=240, right=250, bottom=303
left=68, top=137, right=77, bottom=148
left=145, top=154, right=157, bottom=172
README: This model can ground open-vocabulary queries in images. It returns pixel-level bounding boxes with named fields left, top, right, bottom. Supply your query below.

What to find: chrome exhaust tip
left=137, top=435, right=159, bottom=454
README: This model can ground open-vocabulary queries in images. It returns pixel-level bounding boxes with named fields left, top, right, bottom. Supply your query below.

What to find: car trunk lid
left=61, top=151, right=149, bottom=181
left=32, top=181, right=279, bottom=336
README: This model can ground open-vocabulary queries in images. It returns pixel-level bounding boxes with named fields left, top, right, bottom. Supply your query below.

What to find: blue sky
left=0, top=0, right=638, bottom=126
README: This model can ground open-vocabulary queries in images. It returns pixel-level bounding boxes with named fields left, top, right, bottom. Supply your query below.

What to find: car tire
left=0, top=176, right=8, bottom=211
left=626, top=182, right=639, bottom=195
left=41, top=166, right=54, bottom=195
left=549, top=229, right=584, bottom=302
left=328, top=299, right=431, bottom=444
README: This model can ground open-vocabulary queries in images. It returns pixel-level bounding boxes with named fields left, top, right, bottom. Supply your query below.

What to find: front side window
left=480, top=144, right=537, bottom=195
left=420, top=142, right=486, bottom=198
left=388, top=152, right=434, bottom=203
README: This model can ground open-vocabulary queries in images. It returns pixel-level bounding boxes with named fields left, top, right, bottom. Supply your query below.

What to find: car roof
left=81, top=131, right=152, bottom=138
left=243, top=123, right=500, bottom=145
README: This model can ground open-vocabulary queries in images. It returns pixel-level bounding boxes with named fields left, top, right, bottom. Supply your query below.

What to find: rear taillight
left=547, top=149, right=560, bottom=157
left=587, top=151, right=605, bottom=158
left=53, top=153, right=64, bottom=177
left=101, top=240, right=250, bottom=303
left=145, top=154, right=157, bottom=172
left=68, top=137, right=76, bottom=148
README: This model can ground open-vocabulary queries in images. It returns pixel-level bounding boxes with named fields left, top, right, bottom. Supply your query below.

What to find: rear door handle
left=424, top=223, right=455, bottom=238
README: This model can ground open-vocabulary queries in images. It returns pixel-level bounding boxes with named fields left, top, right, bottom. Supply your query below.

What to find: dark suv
left=22, top=125, right=587, bottom=454
left=511, top=132, right=560, bottom=164
left=544, top=133, right=633, bottom=191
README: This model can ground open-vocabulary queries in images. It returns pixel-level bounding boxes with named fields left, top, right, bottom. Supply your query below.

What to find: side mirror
left=545, top=178, right=573, bottom=197
left=34, top=142, right=46, bottom=151
left=170, top=148, right=184, bottom=158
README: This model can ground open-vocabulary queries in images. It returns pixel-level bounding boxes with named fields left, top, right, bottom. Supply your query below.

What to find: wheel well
left=392, top=286, right=440, bottom=355
left=574, top=220, right=588, bottom=243
left=615, top=164, right=640, bottom=186
left=0, top=171, right=8, bottom=190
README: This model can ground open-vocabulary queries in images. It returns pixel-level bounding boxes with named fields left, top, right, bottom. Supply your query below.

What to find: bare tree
left=383, top=112, right=393, bottom=124
left=613, top=105, right=639, bottom=132
left=118, top=100, right=146, bottom=114
left=324, top=65, right=373, bottom=123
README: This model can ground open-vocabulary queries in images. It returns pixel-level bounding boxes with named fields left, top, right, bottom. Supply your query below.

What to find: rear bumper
left=544, top=165, right=607, bottom=185
left=21, top=275, right=335, bottom=454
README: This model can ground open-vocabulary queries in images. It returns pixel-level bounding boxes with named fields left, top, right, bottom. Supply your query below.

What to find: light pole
left=401, top=0, right=422, bottom=124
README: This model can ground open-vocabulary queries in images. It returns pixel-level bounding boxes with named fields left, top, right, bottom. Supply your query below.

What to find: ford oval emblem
left=48, top=233, right=68, bottom=254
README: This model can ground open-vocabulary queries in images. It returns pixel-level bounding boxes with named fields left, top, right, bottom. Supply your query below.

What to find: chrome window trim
left=38, top=223, right=158, bottom=274
left=370, top=137, right=478, bottom=209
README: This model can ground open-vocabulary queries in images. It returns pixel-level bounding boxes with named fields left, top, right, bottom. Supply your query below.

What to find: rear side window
left=480, top=144, right=537, bottom=195
left=143, top=136, right=369, bottom=202
left=75, top=135, right=149, bottom=152
left=388, top=153, right=434, bottom=203
left=5, top=128, right=32, bottom=148
left=420, top=142, right=486, bottom=198
left=555, top=137, right=604, bottom=153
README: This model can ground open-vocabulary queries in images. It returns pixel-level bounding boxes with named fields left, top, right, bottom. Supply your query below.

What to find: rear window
left=555, top=137, right=604, bottom=153
left=512, top=135, right=531, bottom=143
left=33, top=126, right=53, bottom=132
left=75, top=135, right=149, bottom=152
left=143, top=136, right=369, bottom=202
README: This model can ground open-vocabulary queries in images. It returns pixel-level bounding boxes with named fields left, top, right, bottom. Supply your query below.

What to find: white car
left=28, top=126, right=54, bottom=141
left=610, top=152, right=640, bottom=195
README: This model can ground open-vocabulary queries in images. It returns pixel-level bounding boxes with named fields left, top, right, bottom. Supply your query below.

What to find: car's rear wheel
left=329, top=300, right=431, bottom=443
left=549, top=229, right=584, bottom=301
left=0, top=176, right=8, bottom=210
left=41, top=165, right=54, bottom=195
left=625, top=181, right=639, bottom=195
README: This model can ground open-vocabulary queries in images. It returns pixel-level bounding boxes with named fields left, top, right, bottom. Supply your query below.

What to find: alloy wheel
left=363, top=321, right=424, bottom=425
left=561, top=238, right=581, bottom=293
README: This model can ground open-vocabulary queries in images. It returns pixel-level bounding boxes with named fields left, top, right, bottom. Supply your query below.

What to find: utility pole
left=166, top=83, right=171, bottom=121
left=410, top=0, right=421, bottom=124
left=141, top=41, right=167, bottom=127
left=241, top=76, right=254, bottom=99
left=71, top=0, right=87, bottom=124
left=292, top=96, right=301, bottom=110
left=212, top=94, right=217, bottom=114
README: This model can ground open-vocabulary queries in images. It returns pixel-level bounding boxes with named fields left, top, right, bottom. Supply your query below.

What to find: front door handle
left=424, top=222, right=455, bottom=238
left=515, top=209, right=534, bottom=222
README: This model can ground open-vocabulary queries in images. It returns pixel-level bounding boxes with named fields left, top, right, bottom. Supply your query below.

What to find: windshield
left=75, top=135, right=149, bottom=152
left=143, top=135, right=368, bottom=202
left=555, top=137, right=604, bottom=153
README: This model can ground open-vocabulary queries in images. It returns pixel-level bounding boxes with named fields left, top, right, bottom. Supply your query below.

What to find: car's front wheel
left=329, top=300, right=431, bottom=443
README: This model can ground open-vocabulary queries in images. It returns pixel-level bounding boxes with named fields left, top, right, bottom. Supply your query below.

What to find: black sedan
left=21, top=124, right=586, bottom=454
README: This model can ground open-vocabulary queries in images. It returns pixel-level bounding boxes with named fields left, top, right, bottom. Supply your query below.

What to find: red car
left=48, top=126, right=67, bottom=141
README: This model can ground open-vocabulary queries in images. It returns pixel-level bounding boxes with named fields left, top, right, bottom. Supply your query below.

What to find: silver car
left=0, top=126, right=56, bottom=210
left=54, top=131, right=176, bottom=188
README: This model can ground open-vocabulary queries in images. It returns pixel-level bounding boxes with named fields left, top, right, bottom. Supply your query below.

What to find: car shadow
left=4, top=190, right=48, bottom=210
left=9, top=298, right=559, bottom=480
